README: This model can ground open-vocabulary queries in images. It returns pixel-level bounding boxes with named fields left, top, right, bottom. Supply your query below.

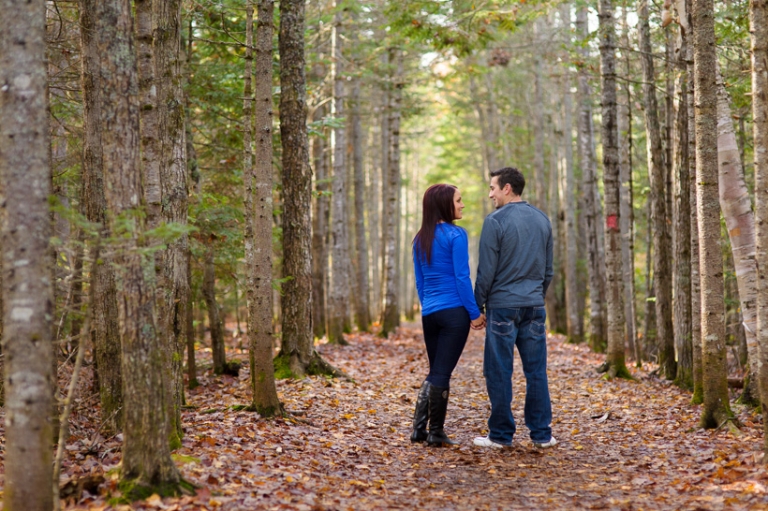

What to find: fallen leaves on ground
left=5, top=325, right=768, bottom=510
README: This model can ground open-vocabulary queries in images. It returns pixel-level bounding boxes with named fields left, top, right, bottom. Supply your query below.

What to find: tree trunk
left=642, top=201, right=656, bottom=354
left=279, top=0, right=330, bottom=376
left=619, top=5, right=638, bottom=364
left=352, top=79, right=371, bottom=331
left=533, top=19, right=547, bottom=212
left=380, top=48, right=403, bottom=338
left=311, top=103, right=329, bottom=339
left=693, top=0, right=733, bottom=428
left=186, top=252, right=198, bottom=388
left=203, top=245, right=226, bottom=375
left=248, top=0, right=281, bottom=415
left=576, top=6, right=607, bottom=352
left=561, top=5, right=583, bottom=345
left=673, top=52, right=693, bottom=389
left=94, top=0, right=181, bottom=493
left=136, top=0, right=162, bottom=232
left=328, top=7, right=351, bottom=344
left=638, top=0, right=675, bottom=379
left=81, top=0, right=125, bottom=436
left=155, top=0, right=188, bottom=447
left=598, top=0, right=629, bottom=378
left=183, top=30, right=198, bottom=390
left=750, top=0, right=768, bottom=460
left=715, top=69, right=760, bottom=405
left=0, top=0, right=54, bottom=506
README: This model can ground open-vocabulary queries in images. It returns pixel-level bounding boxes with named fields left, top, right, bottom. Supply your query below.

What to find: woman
left=411, top=184, right=485, bottom=447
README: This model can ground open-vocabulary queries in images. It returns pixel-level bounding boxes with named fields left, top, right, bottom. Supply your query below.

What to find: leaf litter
left=6, top=325, right=768, bottom=510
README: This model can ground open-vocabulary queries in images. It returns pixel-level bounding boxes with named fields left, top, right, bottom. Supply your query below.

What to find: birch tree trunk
left=693, top=0, right=733, bottom=428
left=328, top=7, right=351, bottom=344
left=80, top=0, right=123, bottom=434
left=0, top=1, right=54, bottom=507
left=598, top=0, right=629, bottom=378
left=750, top=0, right=768, bottom=459
left=94, top=0, right=181, bottom=493
left=154, top=0, right=188, bottom=446
left=352, top=79, right=371, bottom=331
left=561, top=4, right=583, bottom=344
left=715, top=69, right=760, bottom=404
left=619, top=5, right=638, bottom=363
left=638, top=0, right=675, bottom=379
left=380, top=48, right=403, bottom=338
left=576, top=6, right=607, bottom=351
left=248, top=0, right=281, bottom=415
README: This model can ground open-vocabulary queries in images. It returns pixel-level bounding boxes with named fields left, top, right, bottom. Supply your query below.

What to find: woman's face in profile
left=453, top=188, right=465, bottom=220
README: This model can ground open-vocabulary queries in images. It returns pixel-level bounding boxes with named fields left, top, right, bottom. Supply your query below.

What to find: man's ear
left=503, top=183, right=512, bottom=195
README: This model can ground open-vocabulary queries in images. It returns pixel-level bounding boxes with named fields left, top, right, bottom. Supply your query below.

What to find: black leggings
left=422, top=306, right=471, bottom=388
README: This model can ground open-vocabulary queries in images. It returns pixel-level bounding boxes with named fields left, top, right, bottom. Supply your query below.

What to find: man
left=472, top=167, right=556, bottom=449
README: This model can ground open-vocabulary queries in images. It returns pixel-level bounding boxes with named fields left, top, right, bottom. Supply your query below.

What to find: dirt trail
left=46, top=325, right=768, bottom=510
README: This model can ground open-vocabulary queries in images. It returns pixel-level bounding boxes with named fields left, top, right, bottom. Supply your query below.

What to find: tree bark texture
left=248, top=0, right=280, bottom=414
left=715, top=70, right=760, bottom=404
left=532, top=19, right=547, bottom=212
left=203, top=245, right=226, bottom=375
left=352, top=79, right=371, bottom=331
left=328, top=7, right=351, bottom=344
left=674, top=67, right=693, bottom=389
left=618, top=6, right=637, bottom=362
left=693, top=0, right=732, bottom=428
left=136, top=0, right=162, bottom=232
left=279, top=0, right=315, bottom=374
left=94, top=0, right=180, bottom=491
left=311, top=104, right=329, bottom=339
left=155, top=0, right=189, bottom=444
left=598, top=0, right=628, bottom=377
left=80, top=0, right=123, bottom=434
left=561, top=5, right=583, bottom=344
left=688, top=38, right=703, bottom=405
left=638, top=0, right=675, bottom=379
left=374, top=76, right=389, bottom=322
left=381, top=48, right=403, bottom=337
left=576, top=6, right=607, bottom=351
left=0, top=0, right=54, bottom=507
left=750, top=0, right=768, bottom=459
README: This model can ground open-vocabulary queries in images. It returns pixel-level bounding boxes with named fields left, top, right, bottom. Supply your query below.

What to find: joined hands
left=470, top=313, right=486, bottom=330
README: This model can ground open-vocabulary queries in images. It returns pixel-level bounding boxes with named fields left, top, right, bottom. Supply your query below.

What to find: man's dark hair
left=490, top=167, right=525, bottom=196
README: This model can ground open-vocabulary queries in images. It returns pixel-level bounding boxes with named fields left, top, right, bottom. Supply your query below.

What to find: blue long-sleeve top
left=413, top=223, right=482, bottom=320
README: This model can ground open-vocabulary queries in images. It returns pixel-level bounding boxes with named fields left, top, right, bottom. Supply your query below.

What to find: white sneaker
left=533, top=436, right=558, bottom=448
left=473, top=436, right=506, bottom=449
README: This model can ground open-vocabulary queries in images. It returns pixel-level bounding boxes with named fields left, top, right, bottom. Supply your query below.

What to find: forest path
left=59, top=325, right=768, bottom=510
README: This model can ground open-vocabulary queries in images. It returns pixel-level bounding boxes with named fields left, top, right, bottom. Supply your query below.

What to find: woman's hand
left=471, top=314, right=486, bottom=330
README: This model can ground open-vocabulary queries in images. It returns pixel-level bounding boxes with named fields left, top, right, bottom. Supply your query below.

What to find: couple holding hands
left=411, top=166, right=557, bottom=450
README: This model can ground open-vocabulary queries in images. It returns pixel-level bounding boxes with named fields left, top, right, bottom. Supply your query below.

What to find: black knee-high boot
left=411, top=380, right=430, bottom=442
left=426, top=385, right=457, bottom=446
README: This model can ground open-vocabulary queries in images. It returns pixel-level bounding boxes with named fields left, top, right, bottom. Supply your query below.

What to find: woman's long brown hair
left=413, top=184, right=457, bottom=265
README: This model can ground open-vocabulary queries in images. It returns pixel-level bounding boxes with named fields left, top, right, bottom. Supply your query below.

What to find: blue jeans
left=484, top=306, right=552, bottom=445
left=422, top=306, right=470, bottom=388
